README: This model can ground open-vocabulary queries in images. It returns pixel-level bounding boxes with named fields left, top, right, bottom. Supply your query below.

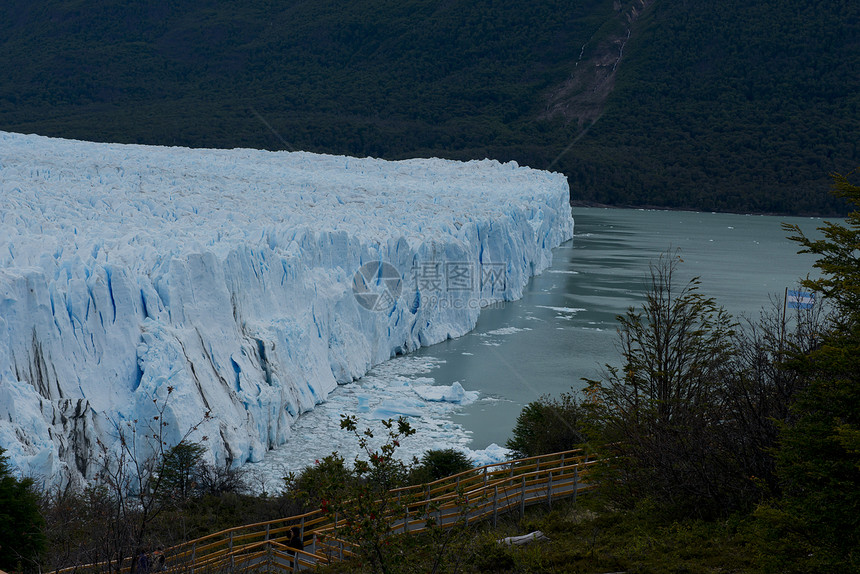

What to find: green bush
left=756, top=172, right=860, bottom=572
left=468, top=537, right=516, bottom=573
left=283, top=453, right=353, bottom=510
left=505, top=391, right=590, bottom=459
left=411, top=448, right=473, bottom=483
left=0, top=448, right=46, bottom=573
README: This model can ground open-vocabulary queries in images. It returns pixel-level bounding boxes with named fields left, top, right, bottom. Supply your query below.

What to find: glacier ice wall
left=0, top=131, right=573, bottom=486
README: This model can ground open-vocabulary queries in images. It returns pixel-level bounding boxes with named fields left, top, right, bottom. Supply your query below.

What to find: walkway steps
left=55, top=449, right=596, bottom=574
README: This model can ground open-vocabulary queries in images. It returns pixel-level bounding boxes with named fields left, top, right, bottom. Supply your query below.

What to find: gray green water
left=256, top=206, right=831, bottom=482
left=409, top=207, right=826, bottom=449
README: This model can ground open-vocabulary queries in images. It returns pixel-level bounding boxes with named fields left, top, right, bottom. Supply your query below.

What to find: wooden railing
left=56, top=449, right=596, bottom=574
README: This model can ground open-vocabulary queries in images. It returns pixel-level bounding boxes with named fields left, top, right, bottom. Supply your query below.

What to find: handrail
left=55, top=448, right=596, bottom=574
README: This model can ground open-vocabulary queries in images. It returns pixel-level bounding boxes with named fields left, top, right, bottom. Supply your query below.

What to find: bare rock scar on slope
left=541, top=0, right=657, bottom=127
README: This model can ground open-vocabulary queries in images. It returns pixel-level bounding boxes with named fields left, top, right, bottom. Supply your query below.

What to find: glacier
left=0, top=131, right=573, bottom=487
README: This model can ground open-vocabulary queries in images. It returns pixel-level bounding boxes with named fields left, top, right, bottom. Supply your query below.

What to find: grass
left=314, top=494, right=761, bottom=573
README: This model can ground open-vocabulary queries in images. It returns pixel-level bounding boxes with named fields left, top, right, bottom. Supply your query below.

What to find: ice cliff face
left=0, top=131, right=573, bottom=486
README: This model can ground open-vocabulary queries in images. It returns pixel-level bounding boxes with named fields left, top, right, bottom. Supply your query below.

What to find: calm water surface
left=410, top=207, right=826, bottom=448
left=258, top=207, right=830, bottom=480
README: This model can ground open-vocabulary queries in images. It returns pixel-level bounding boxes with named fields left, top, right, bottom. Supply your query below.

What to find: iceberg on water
left=467, top=444, right=512, bottom=467
left=368, top=398, right=425, bottom=420
left=413, top=381, right=478, bottom=404
left=0, top=131, right=573, bottom=486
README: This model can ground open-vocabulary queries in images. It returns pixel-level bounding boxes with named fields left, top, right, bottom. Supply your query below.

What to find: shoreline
left=569, top=200, right=842, bottom=219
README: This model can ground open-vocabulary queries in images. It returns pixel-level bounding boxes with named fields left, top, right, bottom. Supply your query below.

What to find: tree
left=597, top=251, right=737, bottom=430
left=0, top=447, right=46, bottom=573
left=305, top=415, right=415, bottom=574
left=288, top=416, right=480, bottom=574
left=505, top=391, right=590, bottom=459
left=193, top=459, right=248, bottom=497
left=283, top=453, right=354, bottom=512
left=411, top=448, right=473, bottom=483
left=157, top=440, right=206, bottom=503
left=718, top=299, right=823, bottom=499
left=586, top=251, right=740, bottom=516
left=88, top=387, right=211, bottom=572
left=758, top=172, right=860, bottom=571
left=783, top=171, right=860, bottom=321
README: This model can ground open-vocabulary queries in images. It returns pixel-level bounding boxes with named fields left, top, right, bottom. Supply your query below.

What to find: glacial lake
left=254, top=207, right=828, bottom=483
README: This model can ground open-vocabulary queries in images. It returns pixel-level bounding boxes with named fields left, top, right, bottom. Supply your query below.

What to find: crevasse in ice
left=0, top=131, right=573, bottom=486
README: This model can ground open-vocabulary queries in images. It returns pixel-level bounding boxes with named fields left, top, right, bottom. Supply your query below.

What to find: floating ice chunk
left=464, top=443, right=511, bottom=467
left=536, top=306, right=586, bottom=313
left=413, top=381, right=478, bottom=405
left=369, top=398, right=425, bottom=419
left=485, top=327, right=532, bottom=336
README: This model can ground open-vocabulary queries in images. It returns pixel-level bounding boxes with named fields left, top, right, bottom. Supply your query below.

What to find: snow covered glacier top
left=0, top=131, right=573, bottom=486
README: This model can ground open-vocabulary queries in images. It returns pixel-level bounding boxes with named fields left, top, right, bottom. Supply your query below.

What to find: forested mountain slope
left=562, top=0, right=859, bottom=214
left=0, top=0, right=856, bottom=215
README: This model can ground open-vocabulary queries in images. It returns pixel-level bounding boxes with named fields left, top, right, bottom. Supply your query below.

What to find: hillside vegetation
left=0, top=0, right=857, bottom=214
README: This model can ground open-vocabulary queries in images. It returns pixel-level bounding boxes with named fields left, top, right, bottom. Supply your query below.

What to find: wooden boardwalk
left=57, top=449, right=596, bottom=574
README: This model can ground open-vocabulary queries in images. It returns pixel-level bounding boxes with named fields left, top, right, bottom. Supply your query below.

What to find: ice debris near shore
left=0, top=131, right=572, bottom=486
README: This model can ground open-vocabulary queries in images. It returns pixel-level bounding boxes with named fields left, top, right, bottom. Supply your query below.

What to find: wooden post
left=190, top=543, right=196, bottom=574
left=781, top=286, right=788, bottom=349
left=573, top=466, right=579, bottom=505
left=547, top=471, right=553, bottom=508
left=229, top=531, right=234, bottom=571
left=425, top=485, right=431, bottom=520
left=492, top=485, right=499, bottom=528
left=520, top=475, right=526, bottom=518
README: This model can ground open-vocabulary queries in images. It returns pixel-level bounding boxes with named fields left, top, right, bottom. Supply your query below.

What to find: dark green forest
left=0, top=0, right=857, bottom=215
